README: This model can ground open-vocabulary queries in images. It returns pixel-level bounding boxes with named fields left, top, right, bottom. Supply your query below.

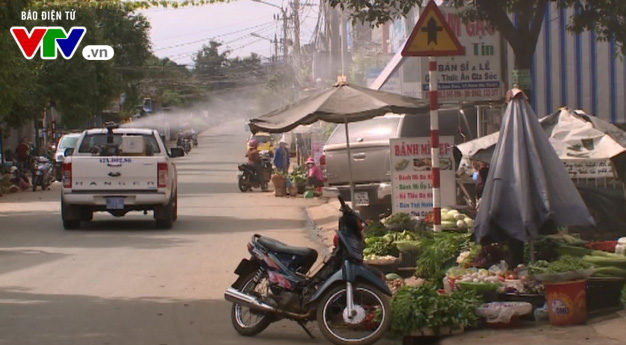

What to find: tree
left=328, top=0, right=626, bottom=95
left=0, top=0, right=43, bottom=126
left=193, top=41, right=230, bottom=81
left=143, top=55, right=204, bottom=108
left=193, top=41, right=268, bottom=92
left=27, top=4, right=151, bottom=127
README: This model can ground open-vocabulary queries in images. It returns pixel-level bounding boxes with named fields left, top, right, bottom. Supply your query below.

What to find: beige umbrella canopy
left=247, top=82, right=429, bottom=134
left=247, top=81, right=429, bottom=203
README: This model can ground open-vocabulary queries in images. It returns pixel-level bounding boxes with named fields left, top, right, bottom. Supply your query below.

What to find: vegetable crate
left=399, top=251, right=418, bottom=268
left=586, top=277, right=626, bottom=312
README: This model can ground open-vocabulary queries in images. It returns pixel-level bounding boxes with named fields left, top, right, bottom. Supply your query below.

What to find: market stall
left=365, top=91, right=626, bottom=339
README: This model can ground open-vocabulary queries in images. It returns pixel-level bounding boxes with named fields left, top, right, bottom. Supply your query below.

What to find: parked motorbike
left=31, top=156, right=54, bottom=192
left=224, top=196, right=391, bottom=345
left=192, top=131, right=198, bottom=147
left=237, top=150, right=272, bottom=192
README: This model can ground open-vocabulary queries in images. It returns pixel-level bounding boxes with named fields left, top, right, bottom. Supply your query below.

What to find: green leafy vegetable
left=390, top=284, right=481, bottom=336
left=384, top=213, right=411, bottom=225
left=415, top=232, right=471, bottom=285
left=528, top=255, right=592, bottom=275
left=364, top=221, right=387, bottom=238
left=363, top=237, right=398, bottom=257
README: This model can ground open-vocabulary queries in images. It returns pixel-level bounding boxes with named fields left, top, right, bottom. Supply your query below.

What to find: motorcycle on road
left=31, top=156, right=54, bottom=192
left=237, top=150, right=272, bottom=192
left=178, top=138, right=192, bottom=154
left=224, top=196, right=392, bottom=345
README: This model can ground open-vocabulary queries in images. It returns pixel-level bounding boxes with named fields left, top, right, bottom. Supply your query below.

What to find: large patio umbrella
left=474, top=89, right=594, bottom=247
left=248, top=81, right=429, bottom=203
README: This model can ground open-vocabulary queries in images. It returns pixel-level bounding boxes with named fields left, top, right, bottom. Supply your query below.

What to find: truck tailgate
left=324, top=142, right=391, bottom=185
left=71, top=157, right=159, bottom=191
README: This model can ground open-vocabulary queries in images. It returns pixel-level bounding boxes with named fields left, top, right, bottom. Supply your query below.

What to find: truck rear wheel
left=155, top=197, right=174, bottom=229
left=62, top=201, right=81, bottom=230
left=172, top=192, right=178, bottom=222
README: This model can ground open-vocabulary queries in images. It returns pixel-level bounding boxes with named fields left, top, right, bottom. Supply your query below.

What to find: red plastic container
left=544, top=279, right=587, bottom=326
left=584, top=241, right=618, bottom=252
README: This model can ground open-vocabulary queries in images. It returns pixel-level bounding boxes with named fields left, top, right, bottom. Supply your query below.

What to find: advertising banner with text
left=390, top=137, right=456, bottom=217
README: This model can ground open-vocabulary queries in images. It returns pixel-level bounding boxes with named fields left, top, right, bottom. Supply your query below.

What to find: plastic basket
left=586, top=277, right=626, bottom=312
left=364, top=258, right=399, bottom=274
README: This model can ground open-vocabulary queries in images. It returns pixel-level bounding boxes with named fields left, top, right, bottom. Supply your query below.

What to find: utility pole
left=254, top=0, right=290, bottom=62
left=292, top=0, right=300, bottom=56
left=274, top=33, right=279, bottom=62
left=282, top=10, right=288, bottom=62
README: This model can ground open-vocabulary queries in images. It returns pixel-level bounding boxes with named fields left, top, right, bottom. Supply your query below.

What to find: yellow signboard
left=401, top=0, right=464, bottom=56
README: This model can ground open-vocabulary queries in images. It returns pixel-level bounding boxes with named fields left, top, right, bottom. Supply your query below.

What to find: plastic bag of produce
left=477, top=302, right=533, bottom=324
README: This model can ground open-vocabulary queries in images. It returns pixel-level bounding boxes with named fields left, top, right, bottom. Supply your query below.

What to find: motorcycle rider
left=246, top=139, right=268, bottom=191
left=176, top=130, right=184, bottom=147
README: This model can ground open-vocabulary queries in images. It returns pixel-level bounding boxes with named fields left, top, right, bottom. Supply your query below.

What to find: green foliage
left=290, top=165, right=308, bottom=184
left=390, top=284, right=481, bottom=335
left=0, top=2, right=151, bottom=127
left=414, top=232, right=471, bottom=285
left=328, top=0, right=626, bottom=72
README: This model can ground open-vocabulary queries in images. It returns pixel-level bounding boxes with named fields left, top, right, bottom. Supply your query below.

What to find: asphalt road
left=0, top=120, right=345, bottom=345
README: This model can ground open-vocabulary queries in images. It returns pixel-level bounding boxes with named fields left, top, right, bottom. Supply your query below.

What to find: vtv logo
left=11, top=27, right=87, bottom=60
left=11, top=26, right=114, bottom=61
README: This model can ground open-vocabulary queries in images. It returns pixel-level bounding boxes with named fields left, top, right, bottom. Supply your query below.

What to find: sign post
left=401, top=0, right=464, bottom=231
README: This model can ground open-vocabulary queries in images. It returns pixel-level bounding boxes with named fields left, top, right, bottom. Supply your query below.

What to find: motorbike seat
left=257, top=236, right=318, bottom=263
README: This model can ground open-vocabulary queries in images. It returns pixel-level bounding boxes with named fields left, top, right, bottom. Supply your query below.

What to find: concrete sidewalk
left=304, top=198, right=626, bottom=345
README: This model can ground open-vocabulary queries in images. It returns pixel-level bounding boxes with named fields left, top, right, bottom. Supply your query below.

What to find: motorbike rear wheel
left=230, top=271, right=273, bottom=336
left=316, top=283, right=391, bottom=345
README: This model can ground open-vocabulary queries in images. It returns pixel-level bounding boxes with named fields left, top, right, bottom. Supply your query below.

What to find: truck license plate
left=354, top=192, right=369, bottom=206
left=106, top=197, right=125, bottom=210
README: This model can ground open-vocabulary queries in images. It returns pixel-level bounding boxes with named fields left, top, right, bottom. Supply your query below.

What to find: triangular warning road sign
left=401, top=0, right=465, bottom=57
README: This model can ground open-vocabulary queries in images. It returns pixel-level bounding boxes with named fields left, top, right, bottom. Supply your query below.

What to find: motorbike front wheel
left=316, top=283, right=391, bottom=345
left=238, top=175, right=251, bottom=192
left=230, top=271, right=274, bottom=336
left=32, top=175, right=41, bottom=192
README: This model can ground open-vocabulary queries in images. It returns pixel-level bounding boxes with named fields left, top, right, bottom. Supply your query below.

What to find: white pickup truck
left=61, top=127, right=184, bottom=230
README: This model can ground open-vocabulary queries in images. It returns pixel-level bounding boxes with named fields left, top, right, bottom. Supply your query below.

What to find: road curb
left=304, top=197, right=343, bottom=255
left=304, top=205, right=331, bottom=256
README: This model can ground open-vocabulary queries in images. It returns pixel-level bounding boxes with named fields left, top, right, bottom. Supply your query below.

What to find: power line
left=166, top=25, right=279, bottom=62
left=154, top=21, right=275, bottom=51
left=152, top=15, right=274, bottom=42
left=164, top=24, right=277, bottom=59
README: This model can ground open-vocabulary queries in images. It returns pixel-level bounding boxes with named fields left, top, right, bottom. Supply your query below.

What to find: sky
left=139, top=0, right=320, bottom=67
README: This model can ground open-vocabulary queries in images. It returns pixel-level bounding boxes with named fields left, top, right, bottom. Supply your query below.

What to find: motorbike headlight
left=56, top=155, right=64, bottom=162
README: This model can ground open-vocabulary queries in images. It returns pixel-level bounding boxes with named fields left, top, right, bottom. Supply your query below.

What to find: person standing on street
left=273, top=139, right=290, bottom=174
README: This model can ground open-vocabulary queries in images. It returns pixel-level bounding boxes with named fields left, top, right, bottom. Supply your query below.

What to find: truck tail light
left=62, top=162, right=72, bottom=188
left=320, top=154, right=327, bottom=182
left=158, top=163, right=168, bottom=188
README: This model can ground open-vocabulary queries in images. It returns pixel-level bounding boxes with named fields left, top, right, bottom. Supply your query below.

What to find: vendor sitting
left=305, top=157, right=324, bottom=194
left=8, top=166, right=29, bottom=191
